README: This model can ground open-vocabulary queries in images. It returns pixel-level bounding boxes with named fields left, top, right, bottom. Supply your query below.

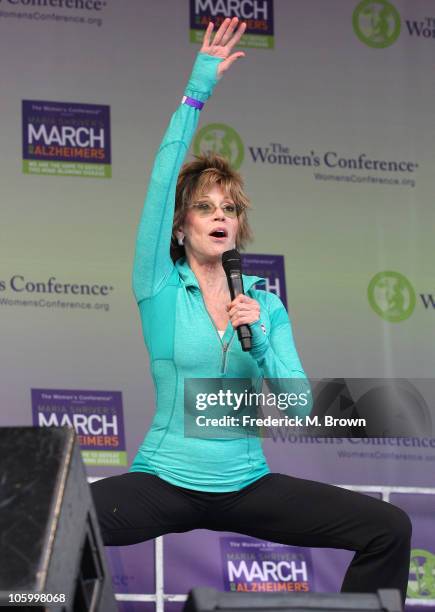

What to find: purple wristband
left=182, top=95, right=204, bottom=110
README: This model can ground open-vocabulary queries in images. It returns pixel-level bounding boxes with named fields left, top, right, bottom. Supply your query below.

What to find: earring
left=177, top=235, right=184, bottom=246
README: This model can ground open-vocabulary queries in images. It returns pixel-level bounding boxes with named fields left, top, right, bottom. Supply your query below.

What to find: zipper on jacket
left=198, top=291, right=235, bottom=374
left=220, top=334, right=235, bottom=375
left=221, top=342, right=228, bottom=374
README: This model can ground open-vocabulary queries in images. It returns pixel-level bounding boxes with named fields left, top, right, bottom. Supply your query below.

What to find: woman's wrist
left=184, top=53, right=223, bottom=103
left=249, top=319, right=270, bottom=361
left=181, top=96, right=204, bottom=110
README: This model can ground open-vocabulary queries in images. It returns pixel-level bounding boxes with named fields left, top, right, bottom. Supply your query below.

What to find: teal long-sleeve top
left=130, top=53, right=310, bottom=492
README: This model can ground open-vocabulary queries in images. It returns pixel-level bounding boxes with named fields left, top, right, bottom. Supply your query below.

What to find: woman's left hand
left=200, top=18, right=246, bottom=79
left=227, top=294, right=260, bottom=329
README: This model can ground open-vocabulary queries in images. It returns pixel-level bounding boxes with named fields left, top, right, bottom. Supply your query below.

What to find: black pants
left=91, top=472, right=411, bottom=602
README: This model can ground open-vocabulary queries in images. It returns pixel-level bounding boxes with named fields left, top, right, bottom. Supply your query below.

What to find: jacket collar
left=175, top=257, right=265, bottom=292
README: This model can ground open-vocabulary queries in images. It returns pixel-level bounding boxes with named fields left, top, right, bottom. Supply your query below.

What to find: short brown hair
left=171, top=153, right=253, bottom=261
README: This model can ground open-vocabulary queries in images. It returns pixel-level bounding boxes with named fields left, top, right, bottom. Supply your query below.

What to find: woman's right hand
left=200, top=17, right=246, bottom=79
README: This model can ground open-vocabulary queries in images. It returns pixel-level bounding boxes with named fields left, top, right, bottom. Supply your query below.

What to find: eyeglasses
left=189, top=201, right=243, bottom=218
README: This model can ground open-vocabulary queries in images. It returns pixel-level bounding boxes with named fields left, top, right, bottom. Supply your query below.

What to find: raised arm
left=132, top=18, right=246, bottom=302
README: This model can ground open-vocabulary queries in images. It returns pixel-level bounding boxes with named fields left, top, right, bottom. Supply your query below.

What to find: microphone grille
left=222, top=249, right=241, bottom=273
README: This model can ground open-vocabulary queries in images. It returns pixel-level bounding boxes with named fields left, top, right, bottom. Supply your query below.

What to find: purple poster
left=22, top=100, right=111, bottom=178
left=220, top=536, right=314, bottom=594
left=31, top=388, right=127, bottom=466
left=189, top=0, right=274, bottom=49
left=242, top=253, right=288, bottom=309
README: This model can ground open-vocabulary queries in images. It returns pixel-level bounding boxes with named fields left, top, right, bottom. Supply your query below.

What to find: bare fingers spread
left=220, top=16, right=239, bottom=46
left=226, top=19, right=246, bottom=50
left=212, top=17, right=232, bottom=46
left=201, top=17, right=246, bottom=53
left=201, top=21, right=214, bottom=48
left=200, top=17, right=246, bottom=78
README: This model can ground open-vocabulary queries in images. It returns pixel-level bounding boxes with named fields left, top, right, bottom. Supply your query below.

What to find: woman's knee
left=376, top=501, right=412, bottom=546
left=389, top=504, right=412, bottom=541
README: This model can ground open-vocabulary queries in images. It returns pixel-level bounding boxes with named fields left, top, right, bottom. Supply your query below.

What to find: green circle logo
left=368, top=271, right=416, bottom=322
left=408, top=549, right=435, bottom=599
left=353, top=0, right=401, bottom=48
left=193, top=123, right=244, bottom=170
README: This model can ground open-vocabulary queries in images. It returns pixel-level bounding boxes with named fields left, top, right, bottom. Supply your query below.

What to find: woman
left=91, top=18, right=411, bottom=602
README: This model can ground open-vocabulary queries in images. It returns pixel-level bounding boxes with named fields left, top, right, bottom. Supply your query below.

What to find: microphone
left=222, top=249, right=252, bottom=352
